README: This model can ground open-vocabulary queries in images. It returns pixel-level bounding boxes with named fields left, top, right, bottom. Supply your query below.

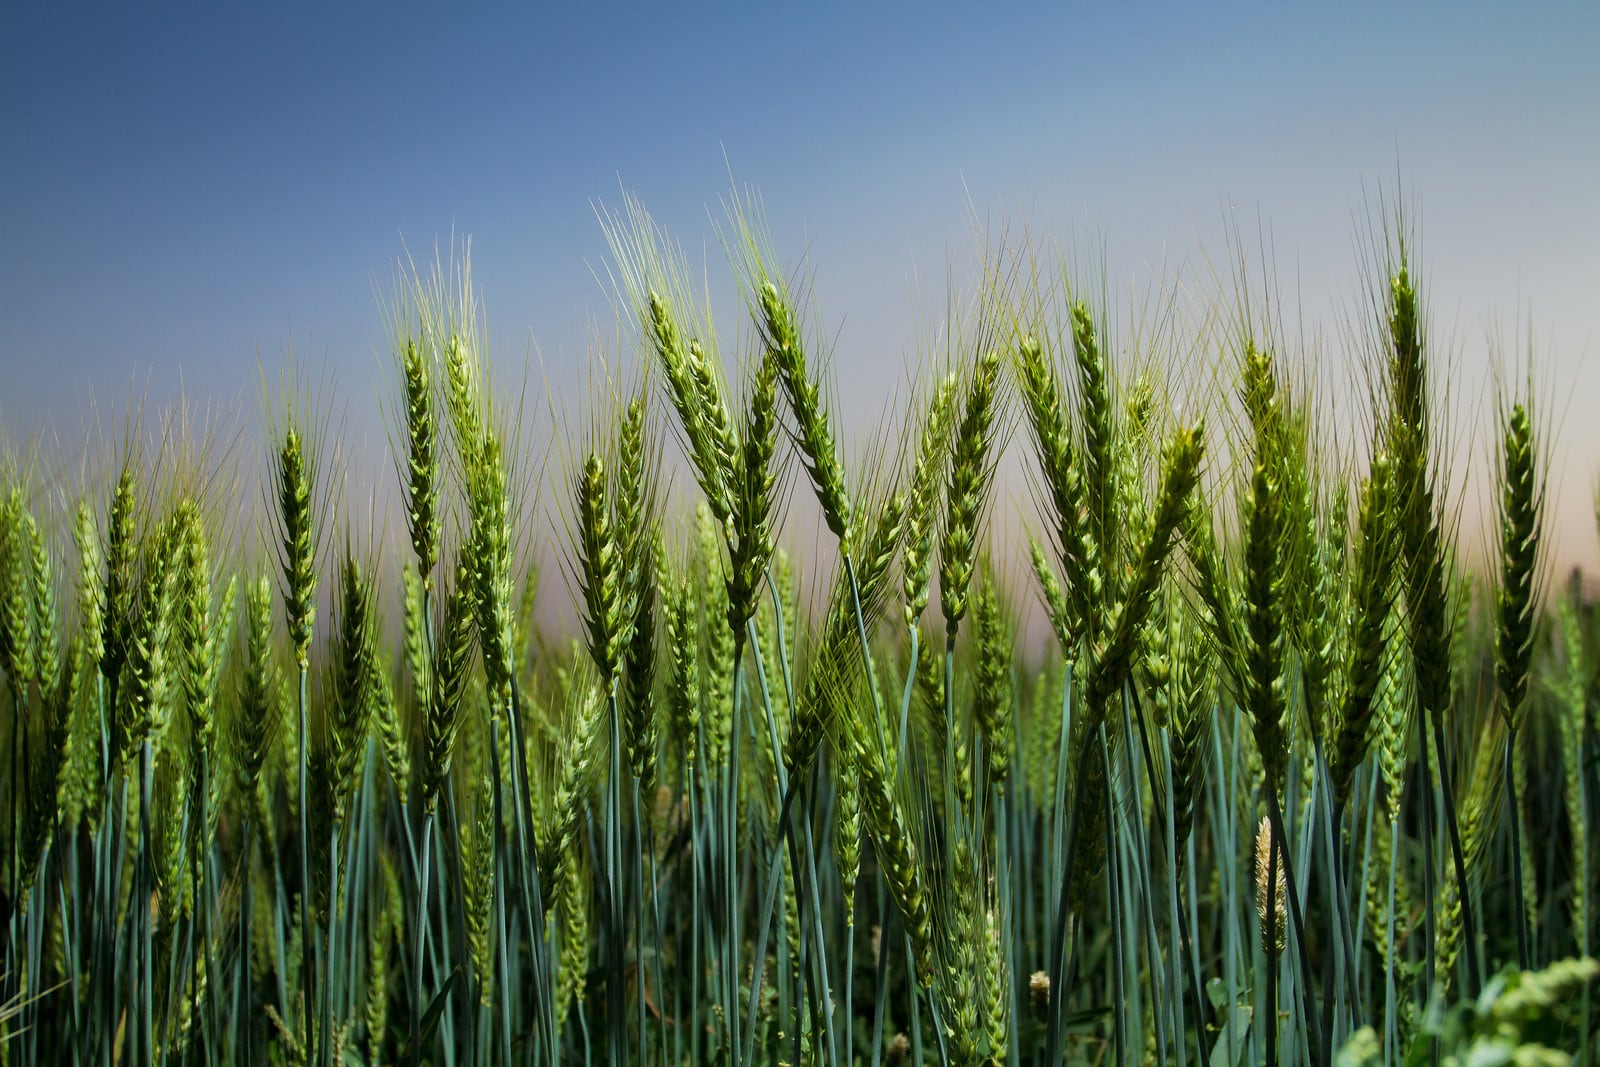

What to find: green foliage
left=0, top=198, right=1594, bottom=1067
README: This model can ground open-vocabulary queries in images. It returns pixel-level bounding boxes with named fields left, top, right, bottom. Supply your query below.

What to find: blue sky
left=4, top=2, right=1598, bottom=569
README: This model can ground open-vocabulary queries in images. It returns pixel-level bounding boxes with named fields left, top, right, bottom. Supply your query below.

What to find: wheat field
left=0, top=195, right=1594, bottom=1067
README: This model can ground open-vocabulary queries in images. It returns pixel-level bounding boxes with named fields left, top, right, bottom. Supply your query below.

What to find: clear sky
left=4, top=2, right=1598, bottom=576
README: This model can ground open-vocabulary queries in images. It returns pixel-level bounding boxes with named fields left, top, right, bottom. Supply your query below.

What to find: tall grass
left=0, top=194, right=1595, bottom=1066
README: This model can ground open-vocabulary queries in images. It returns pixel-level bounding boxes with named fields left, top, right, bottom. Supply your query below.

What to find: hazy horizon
left=4, top=2, right=1597, bottom=587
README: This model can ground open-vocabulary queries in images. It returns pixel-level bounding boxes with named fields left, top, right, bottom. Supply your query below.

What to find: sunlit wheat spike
left=725, top=347, right=781, bottom=638
left=365, top=854, right=400, bottom=1063
left=848, top=719, right=936, bottom=985
left=1014, top=335, right=1097, bottom=645
left=903, top=371, right=958, bottom=628
left=1332, top=456, right=1397, bottom=807
left=661, top=568, right=701, bottom=763
left=73, top=497, right=105, bottom=672
left=399, top=336, right=440, bottom=584
left=234, top=573, right=280, bottom=800
left=980, top=904, right=1010, bottom=1065
left=833, top=744, right=862, bottom=926
left=461, top=768, right=497, bottom=1004
left=784, top=490, right=903, bottom=777
left=622, top=528, right=660, bottom=790
left=1167, top=598, right=1213, bottom=859
left=973, top=573, right=1013, bottom=790
left=0, top=496, right=40, bottom=698
left=939, top=349, right=1003, bottom=636
left=575, top=449, right=626, bottom=683
left=275, top=423, right=317, bottom=669
left=1243, top=460, right=1288, bottom=787
left=101, top=466, right=139, bottom=688
left=118, top=526, right=179, bottom=765
left=420, top=563, right=476, bottom=811
left=1071, top=301, right=1115, bottom=569
left=688, top=336, right=743, bottom=517
left=466, top=429, right=518, bottom=702
left=1089, top=422, right=1204, bottom=708
left=328, top=547, right=378, bottom=810
left=1495, top=401, right=1543, bottom=726
left=760, top=280, right=852, bottom=540
left=1254, top=816, right=1287, bottom=955
left=939, top=841, right=983, bottom=1065
left=646, top=292, right=737, bottom=527
left=1387, top=266, right=1428, bottom=450
left=370, top=650, right=408, bottom=798
left=542, top=680, right=603, bottom=900
left=555, top=852, right=592, bottom=1030
left=1383, top=263, right=1452, bottom=719
left=173, top=499, right=222, bottom=762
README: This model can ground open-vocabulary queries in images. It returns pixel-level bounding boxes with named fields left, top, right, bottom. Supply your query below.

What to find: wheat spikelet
left=73, top=498, right=105, bottom=681
left=326, top=549, right=378, bottom=813
left=940, top=349, right=1002, bottom=636
left=1070, top=302, right=1115, bottom=573
left=661, top=566, right=701, bottom=767
left=575, top=450, right=626, bottom=684
left=1254, top=816, right=1286, bottom=956
left=980, top=905, right=1009, bottom=1066
left=845, top=711, right=935, bottom=984
left=399, top=335, right=440, bottom=585
left=274, top=425, right=317, bottom=670
left=646, top=293, right=737, bottom=528
left=556, top=851, right=592, bottom=1030
left=1243, top=460, right=1289, bottom=789
left=833, top=745, right=862, bottom=927
left=1028, top=539, right=1073, bottom=653
left=365, top=853, right=400, bottom=1064
left=903, top=372, right=958, bottom=628
left=696, top=502, right=734, bottom=766
left=420, top=564, right=476, bottom=812
left=617, top=393, right=661, bottom=791
left=973, top=573, right=1013, bottom=791
left=102, top=467, right=140, bottom=693
left=21, top=634, right=77, bottom=898
left=118, top=528, right=178, bottom=766
left=784, top=491, right=903, bottom=777
left=466, top=431, right=518, bottom=705
left=1332, top=456, right=1397, bottom=807
left=402, top=565, right=429, bottom=704
left=370, top=653, right=408, bottom=798
left=234, top=574, right=280, bottom=803
left=0, top=489, right=37, bottom=698
left=726, top=348, right=780, bottom=639
left=1089, top=423, right=1203, bottom=707
left=938, top=838, right=983, bottom=1066
left=1495, top=402, right=1542, bottom=726
left=1556, top=597, right=1591, bottom=952
left=1436, top=713, right=1504, bottom=991
left=23, top=508, right=60, bottom=706
left=541, top=679, right=603, bottom=900
left=761, top=281, right=851, bottom=540
left=461, top=769, right=496, bottom=1004
left=1152, top=591, right=1213, bottom=860
left=173, top=503, right=216, bottom=750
